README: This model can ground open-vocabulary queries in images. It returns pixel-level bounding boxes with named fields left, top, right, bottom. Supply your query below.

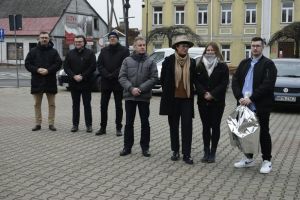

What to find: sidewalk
left=0, top=87, right=299, bottom=200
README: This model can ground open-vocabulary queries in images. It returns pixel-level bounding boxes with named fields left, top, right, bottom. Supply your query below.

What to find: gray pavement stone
left=1, top=87, right=300, bottom=200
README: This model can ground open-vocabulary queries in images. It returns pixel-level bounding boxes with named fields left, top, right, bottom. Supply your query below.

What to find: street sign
left=0, top=28, right=4, bottom=42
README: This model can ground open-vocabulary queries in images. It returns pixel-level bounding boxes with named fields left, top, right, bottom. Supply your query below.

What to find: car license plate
left=275, top=96, right=296, bottom=102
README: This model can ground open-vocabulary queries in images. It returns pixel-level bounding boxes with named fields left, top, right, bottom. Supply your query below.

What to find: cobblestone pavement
left=1, top=87, right=300, bottom=200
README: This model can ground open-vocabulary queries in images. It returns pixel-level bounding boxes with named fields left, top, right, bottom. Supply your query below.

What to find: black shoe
left=95, top=127, right=106, bottom=136
left=142, top=150, right=151, bottom=157
left=201, top=147, right=210, bottom=163
left=71, top=126, right=78, bottom=132
left=116, top=129, right=122, bottom=136
left=120, top=148, right=131, bottom=156
left=207, top=150, right=216, bottom=163
left=171, top=152, right=180, bottom=161
left=183, top=155, right=194, bottom=165
left=86, top=126, right=93, bottom=133
left=32, top=125, right=41, bottom=131
left=49, top=125, right=57, bottom=131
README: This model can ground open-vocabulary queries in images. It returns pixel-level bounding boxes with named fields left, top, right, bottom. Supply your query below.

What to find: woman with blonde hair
left=194, top=42, right=229, bottom=163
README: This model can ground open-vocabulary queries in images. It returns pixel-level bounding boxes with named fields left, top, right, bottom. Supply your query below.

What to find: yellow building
left=142, top=0, right=300, bottom=67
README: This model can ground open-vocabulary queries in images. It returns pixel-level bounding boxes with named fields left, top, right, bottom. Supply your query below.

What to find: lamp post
left=124, top=0, right=130, bottom=48
left=142, top=0, right=149, bottom=52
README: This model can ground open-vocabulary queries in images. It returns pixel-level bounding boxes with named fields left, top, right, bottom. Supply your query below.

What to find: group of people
left=25, top=31, right=277, bottom=174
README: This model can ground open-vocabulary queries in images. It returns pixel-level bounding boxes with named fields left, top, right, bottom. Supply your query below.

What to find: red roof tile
left=0, top=17, right=60, bottom=36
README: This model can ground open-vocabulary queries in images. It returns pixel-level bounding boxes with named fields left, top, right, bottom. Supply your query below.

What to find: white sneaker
left=234, top=158, right=255, bottom=168
left=260, top=160, right=272, bottom=174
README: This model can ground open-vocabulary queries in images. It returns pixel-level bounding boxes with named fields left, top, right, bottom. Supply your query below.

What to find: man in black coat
left=96, top=32, right=130, bottom=136
left=25, top=32, right=62, bottom=131
left=232, top=37, right=277, bottom=174
left=64, top=35, right=96, bottom=133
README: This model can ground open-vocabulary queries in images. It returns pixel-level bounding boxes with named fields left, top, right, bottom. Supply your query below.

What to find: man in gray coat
left=118, top=36, right=158, bottom=157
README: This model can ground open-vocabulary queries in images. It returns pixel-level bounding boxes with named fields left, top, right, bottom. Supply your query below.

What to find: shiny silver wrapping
left=227, top=105, right=260, bottom=155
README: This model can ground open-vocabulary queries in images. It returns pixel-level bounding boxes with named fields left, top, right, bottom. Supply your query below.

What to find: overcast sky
left=87, top=0, right=142, bottom=29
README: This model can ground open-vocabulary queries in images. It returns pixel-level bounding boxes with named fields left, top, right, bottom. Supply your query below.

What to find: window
left=245, top=45, right=251, bottom=58
left=245, top=3, right=256, bottom=24
left=153, top=7, right=163, bottom=25
left=281, top=2, right=293, bottom=23
left=7, top=43, right=23, bottom=60
left=221, top=3, right=232, bottom=24
left=221, top=45, right=230, bottom=62
left=154, top=43, right=162, bottom=50
left=175, top=6, right=184, bottom=25
left=94, top=18, right=99, bottom=30
left=197, top=4, right=208, bottom=25
left=29, top=43, right=37, bottom=50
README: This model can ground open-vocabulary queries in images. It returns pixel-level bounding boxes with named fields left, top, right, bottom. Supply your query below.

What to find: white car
left=148, top=47, right=204, bottom=90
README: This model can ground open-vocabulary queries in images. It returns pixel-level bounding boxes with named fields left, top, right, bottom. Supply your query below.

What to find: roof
left=0, top=0, right=72, bottom=18
left=0, top=17, right=60, bottom=36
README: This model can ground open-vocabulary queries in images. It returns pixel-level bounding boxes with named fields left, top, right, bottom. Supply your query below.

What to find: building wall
left=0, top=0, right=107, bottom=64
left=143, top=0, right=300, bottom=67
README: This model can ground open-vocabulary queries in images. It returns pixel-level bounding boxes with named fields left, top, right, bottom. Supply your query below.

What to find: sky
left=87, top=0, right=142, bottom=29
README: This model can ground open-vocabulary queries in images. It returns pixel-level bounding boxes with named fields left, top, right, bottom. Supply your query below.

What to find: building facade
left=0, top=0, right=108, bottom=64
left=142, top=0, right=300, bottom=67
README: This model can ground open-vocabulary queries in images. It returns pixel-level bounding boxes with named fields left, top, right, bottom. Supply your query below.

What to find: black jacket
left=25, top=41, right=62, bottom=94
left=159, top=54, right=196, bottom=117
left=97, top=43, right=130, bottom=91
left=194, top=61, right=229, bottom=106
left=64, top=47, right=96, bottom=90
left=232, top=55, right=277, bottom=112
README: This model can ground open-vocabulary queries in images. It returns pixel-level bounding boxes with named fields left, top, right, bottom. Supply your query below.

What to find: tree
left=114, top=27, right=140, bottom=46
left=268, top=21, right=300, bottom=58
left=147, top=25, right=202, bottom=47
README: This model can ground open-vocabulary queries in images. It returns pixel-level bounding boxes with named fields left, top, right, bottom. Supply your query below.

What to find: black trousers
left=70, top=89, right=92, bottom=127
left=100, top=89, right=123, bottom=130
left=257, top=111, right=272, bottom=161
left=124, top=100, right=150, bottom=151
left=198, top=104, right=225, bottom=150
left=245, top=111, right=272, bottom=161
left=168, top=98, right=193, bottom=156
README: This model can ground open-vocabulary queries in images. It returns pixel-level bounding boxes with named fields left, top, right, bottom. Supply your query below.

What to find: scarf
left=175, top=52, right=191, bottom=97
left=203, top=54, right=218, bottom=77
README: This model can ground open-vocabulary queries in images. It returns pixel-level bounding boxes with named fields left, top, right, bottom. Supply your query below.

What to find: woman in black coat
left=194, top=42, right=229, bottom=163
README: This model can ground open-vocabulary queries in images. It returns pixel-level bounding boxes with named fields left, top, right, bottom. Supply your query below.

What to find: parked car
left=149, top=47, right=204, bottom=90
left=273, top=58, right=300, bottom=108
left=57, top=52, right=101, bottom=91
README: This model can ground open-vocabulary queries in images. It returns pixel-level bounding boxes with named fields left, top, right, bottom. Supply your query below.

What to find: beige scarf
left=175, top=52, right=191, bottom=97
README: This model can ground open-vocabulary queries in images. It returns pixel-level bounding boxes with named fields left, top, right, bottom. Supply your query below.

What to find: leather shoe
left=32, top=125, right=41, bottom=131
left=116, top=129, right=122, bottom=136
left=71, top=126, right=78, bottom=132
left=171, top=152, right=180, bottom=161
left=120, top=148, right=131, bottom=156
left=142, top=150, right=151, bottom=157
left=95, top=127, right=106, bottom=136
left=183, top=155, right=194, bottom=165
left=86, top=126, right=93, bottom=133
left=49, top=125, right=57, bottom=131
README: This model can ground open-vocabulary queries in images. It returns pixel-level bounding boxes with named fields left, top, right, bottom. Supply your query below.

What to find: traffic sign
left=0, top=28, right=4, bottom=42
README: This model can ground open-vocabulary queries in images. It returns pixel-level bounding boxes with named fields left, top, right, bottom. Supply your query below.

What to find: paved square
left=1, top=87, right=299, bottom=199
